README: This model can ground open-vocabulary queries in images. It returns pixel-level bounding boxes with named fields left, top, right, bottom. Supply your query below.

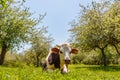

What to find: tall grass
left=0, top=64, right=120, bottom=80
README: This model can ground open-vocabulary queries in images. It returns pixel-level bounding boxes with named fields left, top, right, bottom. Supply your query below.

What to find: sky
left=17, top=0, right=101, bottom=52
left=25, top=0, right=94, bottom=46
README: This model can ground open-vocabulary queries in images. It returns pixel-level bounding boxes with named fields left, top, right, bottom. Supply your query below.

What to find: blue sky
left=25, top=0, right=99, bottom=46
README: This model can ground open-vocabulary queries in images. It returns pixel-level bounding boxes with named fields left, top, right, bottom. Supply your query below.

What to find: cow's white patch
left=60, top=44, right=71, bottom=61
left=62, top=64, right=69, bottom=73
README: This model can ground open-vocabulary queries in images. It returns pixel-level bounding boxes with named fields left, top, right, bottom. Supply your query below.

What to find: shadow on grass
left=74, top=65, right=120, bottom=71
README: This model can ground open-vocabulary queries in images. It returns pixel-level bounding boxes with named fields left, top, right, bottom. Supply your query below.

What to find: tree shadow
left=74, top=65, right=120, bottom=72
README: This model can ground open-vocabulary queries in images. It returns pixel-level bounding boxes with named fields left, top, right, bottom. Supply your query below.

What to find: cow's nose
left=65, top=60, right=71, bottom=64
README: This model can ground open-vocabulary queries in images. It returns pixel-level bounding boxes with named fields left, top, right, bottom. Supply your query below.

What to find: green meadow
left=0, top=64, right=120, bottom=80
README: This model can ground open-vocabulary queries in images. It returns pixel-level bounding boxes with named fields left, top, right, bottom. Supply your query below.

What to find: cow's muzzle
left=65, top=60, right=71, bottom=64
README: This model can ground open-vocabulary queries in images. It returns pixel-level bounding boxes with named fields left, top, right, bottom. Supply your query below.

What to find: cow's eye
left=60, top=51, right=63, bottom=54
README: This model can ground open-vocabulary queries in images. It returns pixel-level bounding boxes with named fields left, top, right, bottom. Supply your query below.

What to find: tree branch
left=112, top=44, right=120, bottom=56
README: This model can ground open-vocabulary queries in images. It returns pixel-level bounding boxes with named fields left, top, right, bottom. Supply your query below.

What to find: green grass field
left=0, top=64, right=120, bottom=80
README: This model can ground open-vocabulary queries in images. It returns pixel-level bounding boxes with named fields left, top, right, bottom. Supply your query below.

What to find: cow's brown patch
left=48, top=53, right=60, bottom=69
left=51, top=48, right=59, bottom=53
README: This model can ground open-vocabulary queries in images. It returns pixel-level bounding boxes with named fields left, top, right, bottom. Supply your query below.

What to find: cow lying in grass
left=42, top=43, right=78, bottom=73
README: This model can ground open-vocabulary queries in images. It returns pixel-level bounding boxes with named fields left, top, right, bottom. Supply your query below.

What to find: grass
left=0, top=64, right=120, bottom=80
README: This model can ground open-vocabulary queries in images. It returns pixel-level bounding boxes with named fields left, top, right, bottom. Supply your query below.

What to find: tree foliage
left=0, top=0, right=42, bottom=65
left=70, top=0, right=120, bottom=66
left=29, top=27, right=53, bottom=67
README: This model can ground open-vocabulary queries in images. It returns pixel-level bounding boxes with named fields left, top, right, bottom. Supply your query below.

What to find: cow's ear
left=70, top=49, right=78, bottom=54
left=51, top=48, right=59, bottom=53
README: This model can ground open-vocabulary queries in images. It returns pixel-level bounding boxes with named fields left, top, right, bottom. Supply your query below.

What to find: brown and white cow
left=42, top=43, right=78, bottom=73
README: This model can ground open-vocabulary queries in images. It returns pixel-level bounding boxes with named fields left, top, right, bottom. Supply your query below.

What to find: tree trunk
left=0, top=44, right=7, bottom=65
left=36, top=55, right=40, bottom=67
left=101, top=48, right=107, bottom=66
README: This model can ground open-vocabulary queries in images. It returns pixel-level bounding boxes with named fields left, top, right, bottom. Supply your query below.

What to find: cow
left=42, top=43, right=78, bottom=73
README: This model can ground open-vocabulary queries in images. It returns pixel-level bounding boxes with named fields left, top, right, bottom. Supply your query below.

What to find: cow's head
left=57, top=43, right=78, bottom=64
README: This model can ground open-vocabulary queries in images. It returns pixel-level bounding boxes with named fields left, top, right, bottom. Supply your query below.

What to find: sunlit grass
left=0, top=64, right=120, bottom=80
